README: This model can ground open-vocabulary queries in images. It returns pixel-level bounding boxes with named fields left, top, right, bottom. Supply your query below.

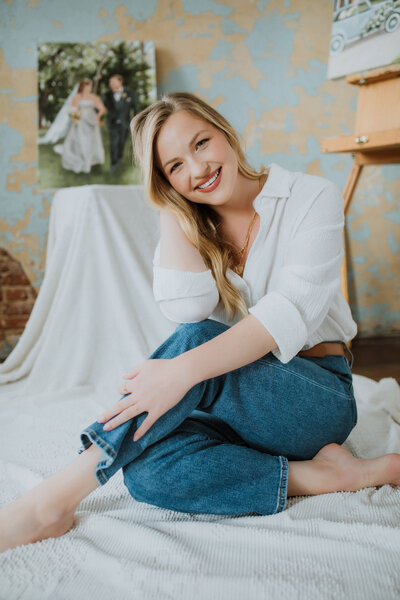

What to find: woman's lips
left=195, top=167, right=222, bottom=193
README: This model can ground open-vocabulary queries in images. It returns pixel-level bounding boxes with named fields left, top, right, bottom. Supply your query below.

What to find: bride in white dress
left=61, top=78, right=106, bottom=174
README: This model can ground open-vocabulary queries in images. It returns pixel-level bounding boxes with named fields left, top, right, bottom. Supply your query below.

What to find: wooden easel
left=321, top=65, right=400, bottom=347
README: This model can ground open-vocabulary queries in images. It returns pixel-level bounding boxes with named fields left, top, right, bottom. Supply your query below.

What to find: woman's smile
left=195, top=167, right=222, bottom=192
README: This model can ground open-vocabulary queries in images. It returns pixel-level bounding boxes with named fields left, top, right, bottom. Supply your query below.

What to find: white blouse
left=152, top=162, right=358, bottom=364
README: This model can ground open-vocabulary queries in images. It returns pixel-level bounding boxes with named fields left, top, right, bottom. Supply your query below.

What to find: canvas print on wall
left=327, top=0, right=400, bottom=79
left=37, top=41, right=156, bottom=190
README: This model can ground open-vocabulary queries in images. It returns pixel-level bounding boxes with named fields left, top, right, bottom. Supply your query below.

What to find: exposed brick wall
left=0, top=247, right=37, bottom=361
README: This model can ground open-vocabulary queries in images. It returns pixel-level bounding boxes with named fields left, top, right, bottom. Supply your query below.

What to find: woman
left=61, top=78, right=106, bottom=173
left=1, top=92, right=399, bottom=552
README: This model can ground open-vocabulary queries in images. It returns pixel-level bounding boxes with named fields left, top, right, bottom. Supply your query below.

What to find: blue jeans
left=78, top=319, right=357, bottom=516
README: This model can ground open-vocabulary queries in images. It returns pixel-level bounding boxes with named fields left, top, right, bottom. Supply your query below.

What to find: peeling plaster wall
left=1, top=0, right=399, bottom=341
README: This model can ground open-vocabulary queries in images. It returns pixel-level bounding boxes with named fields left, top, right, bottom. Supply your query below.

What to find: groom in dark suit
left=102, top=74, right=139, bottom=172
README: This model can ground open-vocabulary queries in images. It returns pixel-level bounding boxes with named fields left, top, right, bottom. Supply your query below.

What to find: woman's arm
left=92, top=94, right=106, bottom=121
left=153, top=211, right=220, bottom=322
left=159, top=211, right=208, bottom=271
left=99, top=313, right=277, bottom=440
left=174, top=313, right=278, bottom=386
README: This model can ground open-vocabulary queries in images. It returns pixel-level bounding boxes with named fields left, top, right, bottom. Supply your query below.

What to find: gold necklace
left=235, top=210, right=258, bottom=276
left=234, top=174, right=266, bottom=276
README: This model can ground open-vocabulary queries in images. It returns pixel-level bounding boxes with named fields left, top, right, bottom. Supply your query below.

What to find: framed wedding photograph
left=327, top=0, right=400, bottom=79
left=37, top=40, right=157, bottom=190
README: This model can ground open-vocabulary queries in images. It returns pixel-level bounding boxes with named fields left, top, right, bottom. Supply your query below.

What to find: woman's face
left=155, top=110, right=239, bottom=208
left=83, top=82, right=92, bottom=93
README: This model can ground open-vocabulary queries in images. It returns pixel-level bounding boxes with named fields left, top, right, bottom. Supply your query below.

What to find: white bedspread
left=0, top=185, right=399, bottom=600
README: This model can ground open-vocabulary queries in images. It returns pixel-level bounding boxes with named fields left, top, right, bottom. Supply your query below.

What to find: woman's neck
left=213, top=171, right=268, bottom=224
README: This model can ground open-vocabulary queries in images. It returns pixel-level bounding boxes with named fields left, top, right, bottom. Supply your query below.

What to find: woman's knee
left=122, top=444, right=182, bottom=506
left=175, top=319, right=229, bottom=346
left=151, top=319, right=227, bottom=360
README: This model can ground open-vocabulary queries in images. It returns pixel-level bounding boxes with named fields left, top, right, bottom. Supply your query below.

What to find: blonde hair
left=130, top=92, right=264, bottom=322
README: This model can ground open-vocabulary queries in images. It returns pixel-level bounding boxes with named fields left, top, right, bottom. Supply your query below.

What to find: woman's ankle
left=287, top=458, right=340, bottom=497
left=286, top=444, right=400, bottom=498
left=28, top=444, right=103, bottom=517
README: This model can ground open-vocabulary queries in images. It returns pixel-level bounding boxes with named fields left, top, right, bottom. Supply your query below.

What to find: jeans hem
left=275, top=455, right=289, bottom=513
left=78, top=427, right=118, bottom=486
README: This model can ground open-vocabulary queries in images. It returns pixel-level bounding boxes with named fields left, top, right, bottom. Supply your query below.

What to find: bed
left=0, top=185, right=399, bottom=600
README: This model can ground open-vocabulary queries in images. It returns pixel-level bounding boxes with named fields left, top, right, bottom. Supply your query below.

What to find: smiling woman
left=132, top=92, right=266, bottom=323
left=1, top=92, right=400, bottom=553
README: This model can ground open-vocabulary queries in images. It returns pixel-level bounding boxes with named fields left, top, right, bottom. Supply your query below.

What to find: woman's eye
left=170, top=162, right=181, bottom=173
left=196, top=138, right=209, bottom=150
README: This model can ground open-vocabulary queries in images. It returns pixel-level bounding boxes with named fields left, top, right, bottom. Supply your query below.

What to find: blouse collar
left=257, top=162, right=292, bottom=200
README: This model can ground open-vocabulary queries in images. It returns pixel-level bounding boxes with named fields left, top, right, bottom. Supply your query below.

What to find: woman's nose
left=189, top=157, right=209, bottom=179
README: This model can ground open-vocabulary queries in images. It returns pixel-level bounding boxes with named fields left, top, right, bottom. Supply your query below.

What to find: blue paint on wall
left=160, top=64, right=201, bottom=96
left=205, top=73, right=264, bottom=133
left=257, top=0, right=271, bottom=12
left=366, top=264, right=382, bottom=279
left=356, top=303, right=400, bottom=329
left=350, top=222, right=371, bottom=242
left=284, top=112, right=295, bottom=133
left=0, top=0, right=122, bottom=67
left=209, top=40, right=235, bottom=60
left=182, top=0, right=233, bottom=17
left=383, top=204, right=400, bottom=226
left=285, top=11, right=300, bottom=21
left=359, top=283, right=378, bottom=296
left=353, top=255, right=367, bottom=264
left=0, top=124, right=24, bottom=198
left=322, top=92, right=335, bottom=105
left=387, top=232, right=400, bottom=254
left=222, top=18, right=246, bottom=35
left=381, top=164, right=400, bottom=182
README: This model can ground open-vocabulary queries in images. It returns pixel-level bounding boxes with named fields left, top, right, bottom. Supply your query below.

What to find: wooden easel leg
left=341, top=160, right=363, bottom=350
left=343, top=160, right=362, bottom=215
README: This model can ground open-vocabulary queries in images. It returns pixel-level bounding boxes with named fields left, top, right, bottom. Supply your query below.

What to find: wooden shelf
left=322, top=129, right=400, bottom=154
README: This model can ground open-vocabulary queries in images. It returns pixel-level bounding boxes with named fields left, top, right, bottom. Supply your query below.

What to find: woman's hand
left=96, top=358, right=194, bottom=442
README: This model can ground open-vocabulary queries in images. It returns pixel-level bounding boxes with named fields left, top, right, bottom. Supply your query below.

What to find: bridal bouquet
left=68, top=107, right=81, bottom=121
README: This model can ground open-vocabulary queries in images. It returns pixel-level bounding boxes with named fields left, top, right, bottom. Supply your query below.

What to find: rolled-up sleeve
left=248, top=182, right=345, bottom=363
left=152, top=241, right=220, bottom=323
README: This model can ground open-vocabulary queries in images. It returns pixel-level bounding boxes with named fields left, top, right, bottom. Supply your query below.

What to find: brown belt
left=298, top=341, right=352, bottom=364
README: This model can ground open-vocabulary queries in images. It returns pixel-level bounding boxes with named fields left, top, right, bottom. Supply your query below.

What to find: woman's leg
left=0, top=443, right=103, bottom=553
left=77, top=319, right=400, bottom=513
left=120, top=417, right=398, bottom=516
left=2, top=319, right=399, bottom=550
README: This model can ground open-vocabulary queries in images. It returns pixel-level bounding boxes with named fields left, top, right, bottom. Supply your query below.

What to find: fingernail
left=103, top=423, right=110, bottom=430
left=97, top=416, right=105, bottom=422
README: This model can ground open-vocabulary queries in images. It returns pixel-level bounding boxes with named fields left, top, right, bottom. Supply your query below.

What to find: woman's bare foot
left=0, top=487, right=75, bottom=553
left=0, top=443, right=102, bottom=553
left=287, top=443, right=400, bottom=497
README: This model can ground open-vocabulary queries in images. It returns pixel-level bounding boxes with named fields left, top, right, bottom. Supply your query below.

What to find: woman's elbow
left=156, top=291, right=220, bottom=324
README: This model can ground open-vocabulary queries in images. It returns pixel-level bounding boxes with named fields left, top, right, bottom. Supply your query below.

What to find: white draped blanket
left=0, top=185, right=399, bottom=600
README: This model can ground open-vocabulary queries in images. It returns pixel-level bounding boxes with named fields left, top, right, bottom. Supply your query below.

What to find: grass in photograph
left=38, top=126, right=142, bottom=190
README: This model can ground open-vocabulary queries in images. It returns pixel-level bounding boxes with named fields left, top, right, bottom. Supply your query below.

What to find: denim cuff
left=275, top=455, right=289, bottom=513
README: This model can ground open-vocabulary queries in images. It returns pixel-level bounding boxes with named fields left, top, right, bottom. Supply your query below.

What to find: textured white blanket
left=0, top=185, right=399, bottom=600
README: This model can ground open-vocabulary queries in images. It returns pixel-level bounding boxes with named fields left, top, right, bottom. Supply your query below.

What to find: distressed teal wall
left=1, top=0, right=399, bottom=340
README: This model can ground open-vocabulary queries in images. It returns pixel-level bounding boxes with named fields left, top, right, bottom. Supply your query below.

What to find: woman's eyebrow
left=162, top=129, right=209, bottom=169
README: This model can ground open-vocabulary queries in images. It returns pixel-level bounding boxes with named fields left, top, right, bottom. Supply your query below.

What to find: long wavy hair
left=130, top=92, right=265, bottom=322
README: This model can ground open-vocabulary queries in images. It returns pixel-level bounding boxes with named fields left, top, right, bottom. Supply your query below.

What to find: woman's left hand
left=96, top=358, right=194, bottom=442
